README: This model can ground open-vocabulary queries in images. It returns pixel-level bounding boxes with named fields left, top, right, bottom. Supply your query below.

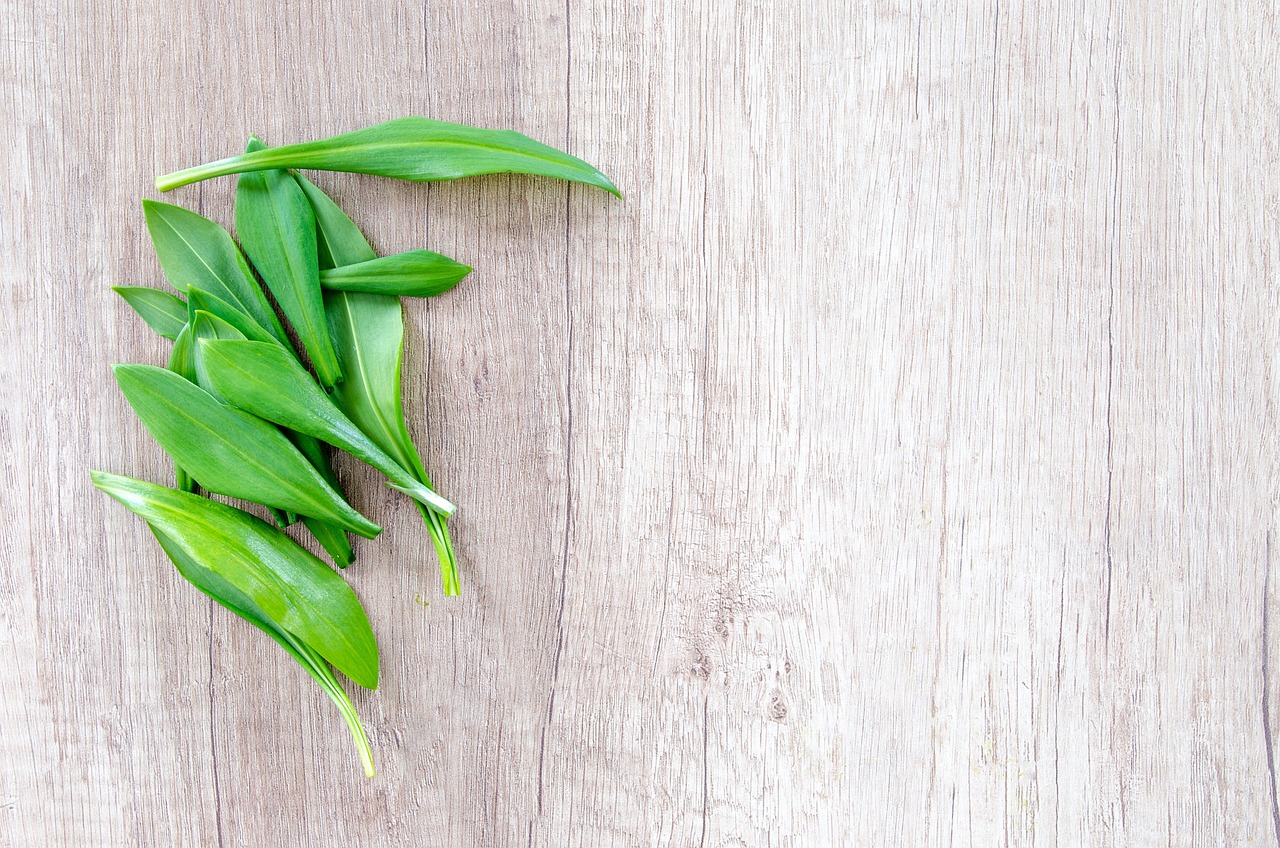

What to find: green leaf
left=324, top=291, right=427, bottom=477
left=156, top=117, right=621, bottom=197
left=288, top=434, right=355, bottom=568
left=295, top=174, right=377, bottom=267
left=142, top=200, right=289, bottom=345
left=164, top=325, right=197, bottom=493
left=186, top=309, right=354, bottom=555
left=235, top=137, right=342, bottom=386
left=189, top=309, right=249, bottom=394
left=319, top=249, right=471, bottom=298
left=198, top=339, right=456, bottom=517
left=149, top=526, right=374, bottom=775
left=112, top=364, right=381, bottom=539
left=113, top=286, right=188, bottom=340
left=90, top=471, right=379, bottom=689
left=299, top=173, right=460, bottom=593
left=175, top=311, right=289, bottom=522
left=186, top=286, right=278, bottom=344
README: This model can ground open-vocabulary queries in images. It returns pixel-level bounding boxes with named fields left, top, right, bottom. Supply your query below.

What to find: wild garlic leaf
left=186, top=308, right=353, bottom=557
left=189, top=309, right=249, bottom=395
left=112, top=364, right=381, bottom=539
left=235, top=137, right=342, bottom=387
left=288, top=434, right=356, bottom=568
left=299, top=173, right=460, bottom=593
left=295, top=173, right=377, bottom=266
left=319, top=249, right=471, bottom=298
left=156, top=117, right=620, bottom=197
left=113, top=286, right=187, bottom=340
left=173, top=311, right=292, bottom=527
left=91, top=471, right=379, bottom=689
left=300, top=175, right=426, bottom=474
left=149, top=525, right=374, bottom=775
left=324, top=291, right=427, bottom=478
left=165, top=325, right=197, bottom=493
left=198, top=339, right=456, bottom=517
left=186, top=286, right=278, bottom=344
left=142, top=200, right=289, bottom=345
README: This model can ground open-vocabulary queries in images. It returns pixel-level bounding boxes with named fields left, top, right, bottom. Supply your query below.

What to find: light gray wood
left=2, top=0, right=1278, bottom=844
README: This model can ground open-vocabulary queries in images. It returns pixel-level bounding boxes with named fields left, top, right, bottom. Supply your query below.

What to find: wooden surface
left=2, top=1, right=1278, bottom=845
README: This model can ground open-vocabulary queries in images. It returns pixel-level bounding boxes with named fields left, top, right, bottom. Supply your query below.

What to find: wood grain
left=2, top=0, right=1278, bottom=844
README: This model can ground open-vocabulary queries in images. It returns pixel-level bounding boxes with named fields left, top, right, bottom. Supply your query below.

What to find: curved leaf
left=319, top=249, right=471, bottom=298
left=199, top=339, right=455, bottom=517
left=91, top=471, right=378, bottom=689
left=112, top=364, right=380, bottom=539
left=113, top=286, right=187, bottom=339
left=150, top=526, right=374, bottom=775
left=142, top=200, right=289, bottom=346
left=299, top=173, right=460, bottom=593
left=235, top=137, right=342, bottom=386
left=156, top=117, right=620, bottom=197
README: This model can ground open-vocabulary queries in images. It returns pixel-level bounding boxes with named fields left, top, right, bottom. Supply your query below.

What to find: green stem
left=156, top=158, right=263, bottom=192
left=320, top=678, right=376, bottom=778
left=417, top=502, right=459, bottom=596
left=281, top=631, right=376, bottom=777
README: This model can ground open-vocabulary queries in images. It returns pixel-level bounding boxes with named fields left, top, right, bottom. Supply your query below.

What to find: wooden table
left=3, top=1, right=1278, bottom=844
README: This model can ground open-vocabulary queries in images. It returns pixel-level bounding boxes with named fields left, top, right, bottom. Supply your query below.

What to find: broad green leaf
left=324, top=291, right=426, bottom=477
left=150, top=526, right=373, bottom=775
left=112, top=364, right=381, bottom=539
left=198, top=339, right=456, bottom=517
left=165, top=325, right=197, bottom=493
left=156, top=117, right=621, bottom=197
left=299, top=173, right=460, bottom=593
left=295, top=174, right=377, bottom=267
left=289, top=434, right=355, bottom=568
left=235, top=137, right=342, bottom=386
left=113, top=286, right=187, bottom=339
left=172, top=313, right=292, bottom=527
left=186, top=286, right=278, bottom=344
left=91, top=471, right=378, bottom=689
left=319, top=249, right=471, bottom=298
left=186, top=309, right=353, bottom=557
left=141, top=200, right=288, bottom=345
left=189, top=309, right=250, bottom=394
left=301, top=514, right=355, bottom=568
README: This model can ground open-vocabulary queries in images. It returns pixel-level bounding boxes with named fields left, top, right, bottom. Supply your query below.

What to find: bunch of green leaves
left=100, top=117, right=617, bottom=776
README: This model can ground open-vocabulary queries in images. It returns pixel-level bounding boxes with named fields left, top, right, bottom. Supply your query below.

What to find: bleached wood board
left=1, top=0, right=1278, bottom=844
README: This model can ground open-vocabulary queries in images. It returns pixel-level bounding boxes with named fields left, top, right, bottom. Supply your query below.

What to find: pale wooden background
left=2, top=0, right=1278, bottom=845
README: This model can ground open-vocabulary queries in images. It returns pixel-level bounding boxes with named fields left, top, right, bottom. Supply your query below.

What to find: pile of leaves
left=95, top=118, right=618, bottom=776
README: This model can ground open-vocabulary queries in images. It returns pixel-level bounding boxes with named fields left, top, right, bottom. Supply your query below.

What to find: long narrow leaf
left=299, top=174, right=460, bottom=594
left=319, top=249, right=471, bottom=298
left=199, top=339, right=456, bottom=517
left=112, top=364, right=381, bottom=539
left=169, top=315, right=292, bottom=526
left=186, top=307, right=353, bottom=559
left=300, top=175, right=426, bottom=475
left=235, top=137, right=342, bottom=386
left=91, top=471, right=378, bottom=689
left=142, top=200, right=289, bottom=345
left=186, top=286, right=278, bottom=344
left=156, top=117, right=620, bottom=197
left=165, top=325, right=197, bottom=493
left=288, top=433, right=355, bottom=568
left=113, top=286, right=187, bottom=339
left=150, top=526, right=374, bottom=775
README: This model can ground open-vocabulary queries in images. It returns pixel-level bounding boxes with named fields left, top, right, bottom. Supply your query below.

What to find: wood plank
left=1, top=0, right=1278, bottom=844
